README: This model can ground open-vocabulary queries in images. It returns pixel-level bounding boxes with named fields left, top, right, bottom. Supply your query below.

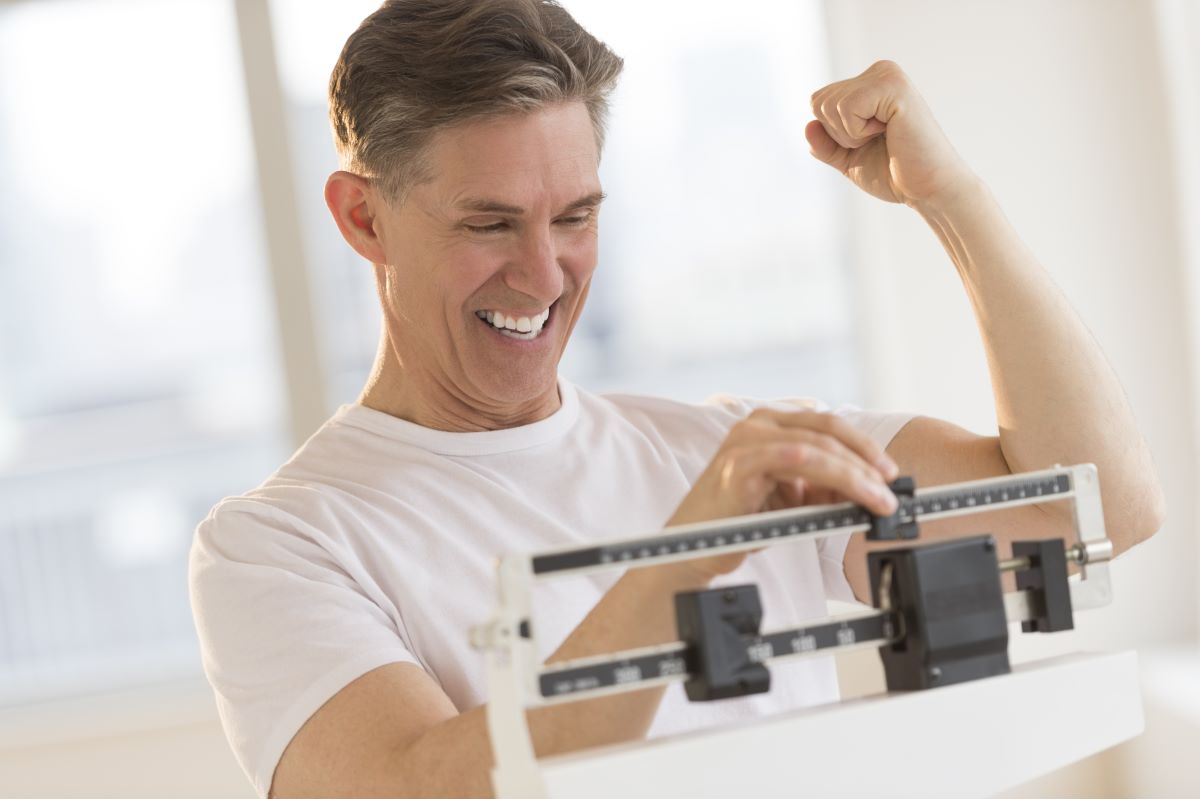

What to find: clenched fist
left=806, top=60, right=976, bottom=210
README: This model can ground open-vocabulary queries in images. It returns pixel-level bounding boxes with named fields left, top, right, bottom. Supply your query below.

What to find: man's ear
left=324, top=171, right=388, bottom=264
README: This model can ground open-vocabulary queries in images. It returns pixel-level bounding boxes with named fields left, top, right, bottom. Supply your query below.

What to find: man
left=188, top=1, right=1166, bottom=797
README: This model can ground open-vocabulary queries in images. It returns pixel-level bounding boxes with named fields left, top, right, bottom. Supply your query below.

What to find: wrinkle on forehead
left=420, top=103, right=601, bottom=212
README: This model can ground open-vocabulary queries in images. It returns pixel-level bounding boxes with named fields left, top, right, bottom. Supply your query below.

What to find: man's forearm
left=393, top=563, right=709, bottom=798
left=913, top=178, right=1167, bottom=550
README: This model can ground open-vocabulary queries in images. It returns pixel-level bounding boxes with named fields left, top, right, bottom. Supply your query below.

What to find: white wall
left=1154, top=0, right=1200, bottom=634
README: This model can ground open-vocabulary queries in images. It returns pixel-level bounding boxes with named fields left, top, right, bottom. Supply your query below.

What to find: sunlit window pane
left=0, top=0, right=288, bottom=703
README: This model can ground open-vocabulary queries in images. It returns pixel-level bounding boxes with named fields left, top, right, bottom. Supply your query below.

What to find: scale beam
left=529, top=469, right=1073, bottom=577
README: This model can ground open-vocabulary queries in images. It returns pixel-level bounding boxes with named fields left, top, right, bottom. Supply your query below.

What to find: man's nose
left=504, top=227, right=564, bottom=301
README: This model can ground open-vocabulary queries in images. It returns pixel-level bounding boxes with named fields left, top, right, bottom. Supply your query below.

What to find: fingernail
left=876, top=456, right=899, bottom=480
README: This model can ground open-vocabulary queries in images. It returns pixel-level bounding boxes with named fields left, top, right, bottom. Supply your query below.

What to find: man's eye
left=558, top=211, right=593, bottom=226
left=464, top=221, right=508, bottom=233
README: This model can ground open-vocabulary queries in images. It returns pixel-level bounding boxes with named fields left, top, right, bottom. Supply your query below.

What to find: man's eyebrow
left=454, top=191, right=606, bottom=215
left=561, top=191, right=606, bottom=213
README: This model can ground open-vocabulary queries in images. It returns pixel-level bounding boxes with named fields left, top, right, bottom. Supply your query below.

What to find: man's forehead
left=422, top=104, right=601, bottom=208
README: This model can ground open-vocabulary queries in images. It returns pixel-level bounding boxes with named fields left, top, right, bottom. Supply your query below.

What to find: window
left=0, top=0, right=288, bottom=703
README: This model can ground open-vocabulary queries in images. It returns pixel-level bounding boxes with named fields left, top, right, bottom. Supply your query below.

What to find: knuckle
left=806, top=411, right=839, bottom=433
left=834, top=95, right=854, bottom=121
left=786, top=408, right=816, bottom=426
left=823, top=414, right=866, bottom=448
left=793, top=442, right=820, bottom=467
left=728, top=418, right=756, bottom=441
left=801, top=428, right=836, bottom=453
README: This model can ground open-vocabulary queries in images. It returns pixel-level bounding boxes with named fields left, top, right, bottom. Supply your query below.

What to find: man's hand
left=805, top=60, right=975, bottom=211
left=665, top=408, right=900, bottom=580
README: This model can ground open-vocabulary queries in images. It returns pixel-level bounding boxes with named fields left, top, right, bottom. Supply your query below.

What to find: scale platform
left=537, top=651, right=1142, bottom=798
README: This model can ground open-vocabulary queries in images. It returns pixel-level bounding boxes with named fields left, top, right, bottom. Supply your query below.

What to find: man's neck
left=358, top=348, right=561, bottom=433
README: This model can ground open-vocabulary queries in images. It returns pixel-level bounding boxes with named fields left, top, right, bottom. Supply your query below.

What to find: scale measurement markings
left=538, top=613, right=900, bottom=700
left=531, top=473, right=1071, bottom=576
left=542, top=651, right=689, bottom=697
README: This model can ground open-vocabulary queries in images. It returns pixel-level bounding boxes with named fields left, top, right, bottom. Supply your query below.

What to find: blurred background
left=0, top=0, right=1195, bottom=796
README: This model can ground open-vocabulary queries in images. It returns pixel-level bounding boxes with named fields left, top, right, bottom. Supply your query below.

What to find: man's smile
left=473, top=303, right=555, bottom=342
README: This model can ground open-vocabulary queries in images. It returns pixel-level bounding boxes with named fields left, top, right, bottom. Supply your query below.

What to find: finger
left=730, top=441, right=897, bottom=515
left=810, top=85, right=853, bottom=150
left=729, top=418, right=885, bottom=492
left=744, top=409, right=899, bottom=481
left=719, top=443, right=826, bottom=515
left=785, top=444, right=898, bottom=515
left=716, top=444, right=788, bottom=516
left=796, top=443, right=902, bottom=513
left=805, top=119, right=851, bottom=172
left=765, top=477, right=806, bottom=511
left=778, top=477, right=806, bottom=507
left=723, top=413, right=899, bottom=515
left=817, top=93, right=859, bottom=151
left=835, top=91, right=887, bottom=144
left=802, top=484, right=844, bottom=506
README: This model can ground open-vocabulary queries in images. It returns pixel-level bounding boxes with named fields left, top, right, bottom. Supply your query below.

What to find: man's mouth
left=474, top=306, right=552, bottom=341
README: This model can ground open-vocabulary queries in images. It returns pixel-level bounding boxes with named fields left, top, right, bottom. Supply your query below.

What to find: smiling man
left=188, top=2, right=1166, bottom=798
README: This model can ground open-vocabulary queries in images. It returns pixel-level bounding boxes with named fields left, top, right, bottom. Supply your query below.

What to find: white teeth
left=476, top=306, right=551, bottom=338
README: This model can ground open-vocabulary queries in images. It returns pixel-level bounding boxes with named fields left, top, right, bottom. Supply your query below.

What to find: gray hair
left=329, top=0, right=625, bottom=203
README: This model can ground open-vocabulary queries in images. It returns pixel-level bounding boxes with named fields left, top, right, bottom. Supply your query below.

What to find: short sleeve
left=188, top=501, right=421, bottom=799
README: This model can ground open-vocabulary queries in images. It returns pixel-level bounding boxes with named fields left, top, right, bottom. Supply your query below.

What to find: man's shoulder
left=193, top=483, right=331, bottom=558
left=191, top=418, right=378, bottom=552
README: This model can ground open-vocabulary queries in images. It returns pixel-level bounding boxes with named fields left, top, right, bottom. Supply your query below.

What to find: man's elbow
left=1120, top=479, right=1167, bottom=551
left=1142, top=481, right=1168, bottom=541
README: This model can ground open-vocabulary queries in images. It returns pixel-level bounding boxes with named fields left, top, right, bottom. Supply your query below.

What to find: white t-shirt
left=188, top=379, right=914, bottom=798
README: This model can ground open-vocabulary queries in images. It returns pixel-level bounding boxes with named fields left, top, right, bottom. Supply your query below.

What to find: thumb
left=805, top=120, right=850, bottom=171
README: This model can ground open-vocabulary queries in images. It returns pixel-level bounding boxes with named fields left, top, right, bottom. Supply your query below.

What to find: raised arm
left=805, top=61, right=1166, bottom=600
